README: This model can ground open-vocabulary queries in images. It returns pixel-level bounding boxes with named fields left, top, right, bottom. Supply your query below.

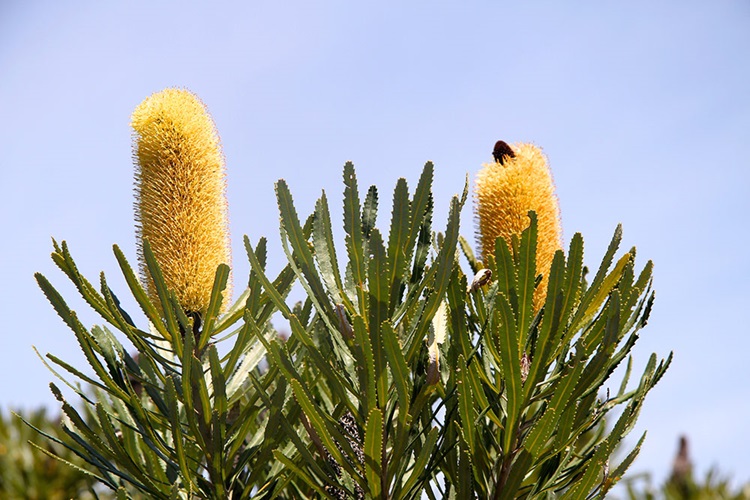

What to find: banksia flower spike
left=475, top=141, right=562, bottom=309
left=131, top=88, right=231, bottom=317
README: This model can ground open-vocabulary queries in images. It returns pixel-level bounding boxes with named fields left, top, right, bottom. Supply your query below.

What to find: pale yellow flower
left=475, top=141, right=562, bottom=310
left=131, top=88, right=231, bottom=316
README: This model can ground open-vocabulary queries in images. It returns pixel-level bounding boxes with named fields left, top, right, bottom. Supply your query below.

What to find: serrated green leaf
left=244, top=236, right=293, bottom=318
left=142, top=239, right=180, bottom=337
left=364, top=407, right=384, bottom=498
left=382, top=321, right=411, bottom=426
left=313, top=192, right=347, bottom=306
left=598, top=431, right=647, bottom=497
left=494, top=234, right=517, bottom=309
left=525, top=250, right=566, bottom=396
left=495, top=292, right=522, bottom=452
left=289, top=379, right=356, bottom=482
left=343, top=162, right=368, bottom=316
left=456, top=355, right=476, bottom=454
left=198, top=264, right=230, bottom=348
left=516, top=212, right=538, bottom=349
left=52, top=241, right=115, bottom=323
left=276, top=179, right=335, bottom=323
left=165, top=376, right=196, bottom=492
left=208, top=345, right=227, bottom=419
left=386, top=178, right=411, bottom=314
left=409, top=189, right=433, bottom=287
left=35, top=273, right=76, bottom=331
left=525, top=359, right=585, bottom=458
left=362, top=185, right=378, bottom=239
left=405, top=162, right=434, bottom=258
left=112, top=244, right=171, bottom=340
left=405, top=195, right=460, bottom=362
left=367, top=228, right=390, bottom=408
left=353, top=314, right=378, bottom=412
left=272, top=450, right=330, bottom=498
left=457, top=432, right=473, bottom=498
left=497, top=449, right=533, bottom=500
left=568, top=226, right=626, bottom=332
left=400, top=426, right=439, bottom=498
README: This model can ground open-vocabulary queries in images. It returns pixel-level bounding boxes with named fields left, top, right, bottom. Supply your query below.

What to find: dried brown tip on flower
left=493, top=140, right=516, bottom=165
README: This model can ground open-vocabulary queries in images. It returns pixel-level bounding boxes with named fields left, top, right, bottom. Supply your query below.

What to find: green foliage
left=1, top=407, right=108, bottom=499
left=625, top=470, right=750, bottom=499
left=33, top=162, right=670, bottom=498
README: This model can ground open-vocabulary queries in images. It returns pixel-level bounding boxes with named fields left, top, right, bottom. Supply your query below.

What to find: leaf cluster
left=32, top=162, right=670, bottom=499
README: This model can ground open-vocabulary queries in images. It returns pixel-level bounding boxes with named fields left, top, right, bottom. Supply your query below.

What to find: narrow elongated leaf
left=457, top=433, right=474, bottom=499
left=405, top=162, right=433, bottom=259
left=598, top=432, right=647, bottom=498
left=362, top=185, right=378, bottom=239
left=342, top=162, right=368, bottom=316
left=198, top=264, right=230, bottom=348
left=289, top=379, right=356, bottom=481
left=567, top=225, right=623, bottom=332
left=272, top=450, right=330, bottom=498
left=406, top=195, right=460, bottom=361
left=382, top=321, right=411, bottom=426
left=560, top=232, right=584, bottom=327
left=142, top=240, right=180, bottom=338
left=276, top=179, right=334, bottom=322
left=400, top=426, right=439, bottom=498
left=525, top=359, right=584, bottom=458
left=364, top=408, right=384, bottom=497
left=244, top=236, right=292, bottom=318
left=497, top=450, right=532, bottom=500
left=353, top=314, right=378, bottom=411
left=52, top=241, right=114, bottom=325
left=523, top=251, right=566, bottom=399
left=386, top=178, right=411, bottom=313
left=313, top=192, right=347, bottom=305
left=208, top=345, right=227, bottom=418
left=112, top=244, right=170, bottom=340
left=165, top=376, right=196, bottom=492
left=409, top=199, right=433, bottom=289
left=495, top=292, right=522, bottom=452
left=368, top=228, right=390, bottom=408
left=212, top=287, right=250, bottom=336
left=494, top=235, right=517, bottom=311
left=516, top=212, right=538, bottom=349
left=456, top=355, right=476, bottom=454
left=35, top=273, right=77, bottom=331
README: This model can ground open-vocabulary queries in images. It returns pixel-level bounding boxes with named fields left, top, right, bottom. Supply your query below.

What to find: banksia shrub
left=31, top=92, right=671, bottom=499
left=475, top=141, right=562, bottom=309
left=131, top=88, right=231, bottom=316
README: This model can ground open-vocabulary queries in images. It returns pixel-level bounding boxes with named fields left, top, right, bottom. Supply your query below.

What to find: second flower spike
left=131, top=88, right=232, bottom=318
left=475, top=141, right=562, bottom=310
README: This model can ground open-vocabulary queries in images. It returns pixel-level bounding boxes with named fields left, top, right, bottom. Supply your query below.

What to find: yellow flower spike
left=131, top=88, right=231, bottom=317
left=475, top=141, right=562, bottom=310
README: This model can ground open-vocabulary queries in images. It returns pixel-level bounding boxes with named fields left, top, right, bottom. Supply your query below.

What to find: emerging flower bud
left=475, top=141, right=562, bottom=310
left=131, top=88, right=231, bottom=316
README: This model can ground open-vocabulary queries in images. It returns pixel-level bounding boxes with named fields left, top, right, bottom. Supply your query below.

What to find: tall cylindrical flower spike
left=131, top=88, right=231, bottom=317
left=475, top=141, right=562, bottom=310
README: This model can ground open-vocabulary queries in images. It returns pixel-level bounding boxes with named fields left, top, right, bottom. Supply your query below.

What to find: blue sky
left=1, top=1, right=749, bottom=488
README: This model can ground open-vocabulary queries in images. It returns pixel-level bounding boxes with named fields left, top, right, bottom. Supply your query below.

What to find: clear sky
left=1, top=1, right=748, bottom=488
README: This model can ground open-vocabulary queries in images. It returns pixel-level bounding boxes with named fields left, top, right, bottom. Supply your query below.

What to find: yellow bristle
left=475, top=142, right=562, bottom=310
left=131, top=88, right=231, bottom=316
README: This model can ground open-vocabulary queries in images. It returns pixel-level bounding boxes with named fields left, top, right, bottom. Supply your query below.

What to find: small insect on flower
left=468, top=268, right=492, bottom=293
